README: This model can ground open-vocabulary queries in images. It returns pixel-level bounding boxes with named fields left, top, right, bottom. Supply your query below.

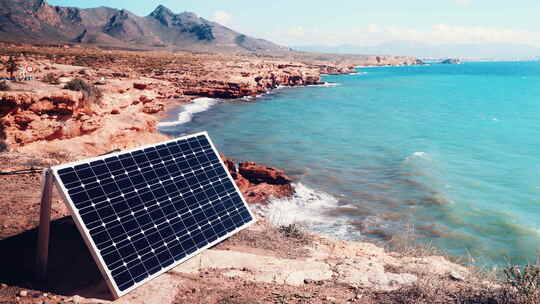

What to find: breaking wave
left=158, top=98, right=218, bottom=127
left=258, top=183, right=352, bottom=238
left=307, top=82, right=341, bottom=87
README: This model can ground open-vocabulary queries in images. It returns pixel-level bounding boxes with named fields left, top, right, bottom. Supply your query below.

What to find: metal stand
left=35, top=168, right=53, bottom=281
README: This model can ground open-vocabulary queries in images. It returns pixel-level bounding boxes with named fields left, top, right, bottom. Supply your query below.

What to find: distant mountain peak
left=151, top=4, right=174, bottom=16
left=149, top=5, right=175, bottom=26
left=31, top=0, right=47, bottom=9
left=0, top=0, right=288, bottom=54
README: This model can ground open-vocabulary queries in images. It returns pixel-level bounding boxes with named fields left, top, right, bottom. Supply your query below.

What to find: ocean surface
left=159, top=62, right=540, bottom=266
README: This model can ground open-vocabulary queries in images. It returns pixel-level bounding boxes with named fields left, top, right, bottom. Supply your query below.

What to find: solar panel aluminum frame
left=49, top=131, right=256, bottom=299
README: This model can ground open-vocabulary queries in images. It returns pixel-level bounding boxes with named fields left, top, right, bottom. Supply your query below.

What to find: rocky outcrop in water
left=441, top=58, right=461, bottom=64
left=318, top=65, right=356, bottom=75
left=221, top=156, right=294, bottom=203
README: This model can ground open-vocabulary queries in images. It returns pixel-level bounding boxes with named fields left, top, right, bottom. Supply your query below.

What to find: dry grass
left=278, top=223, right=310, bottom=244
left=18, top=158, right=47, bottom=169
left=503, top=259, right=540, bottom=303
left=220, top=220, right=311, bottom=258
left=365, top=257, right=540, bottom=304
left=217, top=295, right=258, bottom=304
left=362, top=274, right=540, bottom=304
left=46, top=150, right=76, bottom=164
left=384, top=224, right=443, bottom=258
left=366, top=279, right=493, bottom=304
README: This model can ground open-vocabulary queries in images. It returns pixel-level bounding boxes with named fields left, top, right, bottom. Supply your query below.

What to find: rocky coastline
left=0, top=46, right=515, bottom=304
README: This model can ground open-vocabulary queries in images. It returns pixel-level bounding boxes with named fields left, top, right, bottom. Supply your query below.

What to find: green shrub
left=0, top=80, right=10, bottom=91
left=278, top=223, right=306, bottom=240
left=0, top=139, right=8, bottom=152
left=42, top=73, right=60, bottom=84
left=64, top=78, right=90, bottom=91
left=64, top=78, right=103, bottom=107
left=5, top=56, right=18, bottom=79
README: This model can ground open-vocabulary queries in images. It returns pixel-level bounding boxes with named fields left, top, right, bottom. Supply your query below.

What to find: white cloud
left=211, top=10, right=232, bottom=26
left=266, top=24, right=540, bottom=48
left=287, top=26, right=305, bottom=37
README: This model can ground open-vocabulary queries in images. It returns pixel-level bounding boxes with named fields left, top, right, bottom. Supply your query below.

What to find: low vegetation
left=5, top=56, right=18, bottom=79
left=0, top=80, right=10, bottom=91
left=41, top=72, right=60, bottom=84
left=64, top=78, right=103, bottom=107
left=0, top=139, right=8, bottom=152
left=384, top=224, right=445, bottom=258
left=369, top=264, right=540, bottom=303
left=382, top=226, right=540, bottom=303
left=503, top=259, right=540, bottom=303
left=64, top=78, right=91, bottom=91
left=278, top=223, right=307, bottom=241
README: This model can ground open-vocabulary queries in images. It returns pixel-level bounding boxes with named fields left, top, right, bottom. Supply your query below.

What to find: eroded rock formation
left=221, top=156, right=294, bottom=204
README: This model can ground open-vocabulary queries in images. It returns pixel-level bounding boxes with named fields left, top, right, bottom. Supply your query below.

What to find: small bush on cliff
left=504, top=259, right=540, bottom=302
left=42, top=73, right=60, bottom=85
left=0, top=80, right=10, bottom=91
left=279, top=223, right=307, bottom=241
left=5, top=56, right=18, bottom=80
left=0, top=139, right=8, bottom=152
left=64, top=78, right=103, bottom=107
left=64, top=78, right=90, bottom=91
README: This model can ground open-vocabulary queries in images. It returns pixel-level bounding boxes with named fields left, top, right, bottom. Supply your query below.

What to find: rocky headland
left=0, top=44, right=416, bottom=156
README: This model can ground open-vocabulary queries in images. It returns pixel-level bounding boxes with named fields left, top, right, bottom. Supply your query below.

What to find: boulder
left=133, top=83, right=148, bottom=90
left=440, top=58, right=461, bottom=64
left=238, top=161, right=292, bottom=185
left=220, top=156, right=294, bottom=204
left=142, top=103, right=164, bottom=114
left=139, top=95, right=153, bottom=104
left=242, top=183, right=294, bottom=203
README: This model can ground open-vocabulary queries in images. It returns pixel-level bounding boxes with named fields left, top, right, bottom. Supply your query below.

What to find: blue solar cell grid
left=51, top=133, right=254, bottom=297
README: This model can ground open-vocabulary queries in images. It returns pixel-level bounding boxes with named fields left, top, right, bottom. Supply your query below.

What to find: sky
left=47, top=0, right=540, bottom=49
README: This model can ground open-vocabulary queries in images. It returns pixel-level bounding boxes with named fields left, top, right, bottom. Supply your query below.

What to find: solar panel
left=50, top=132, right=255, bottom=298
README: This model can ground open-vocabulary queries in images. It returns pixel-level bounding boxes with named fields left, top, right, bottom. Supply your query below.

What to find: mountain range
left=0, top=0, right=290, bottom=53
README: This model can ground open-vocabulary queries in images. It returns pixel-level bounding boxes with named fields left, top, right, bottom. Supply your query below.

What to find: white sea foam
left=405, top=151, right=430, bottom=162
left=158, top=97, right=218, bottom=127
left=258, top=183, right=338, bottom=226
left=261, top=183, right=373, bottom=240
left=307, top=82, right=340, bottom=87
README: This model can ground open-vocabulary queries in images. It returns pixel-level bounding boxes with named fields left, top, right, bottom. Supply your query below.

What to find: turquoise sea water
left=159, top=62, right=540, bottom=266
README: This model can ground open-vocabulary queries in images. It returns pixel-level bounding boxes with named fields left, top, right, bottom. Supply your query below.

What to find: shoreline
left=0, top=45, right=518, bottom=304
left=153, top=64, right=538, bottom=268
left=157, top=80, right=343, bottom=127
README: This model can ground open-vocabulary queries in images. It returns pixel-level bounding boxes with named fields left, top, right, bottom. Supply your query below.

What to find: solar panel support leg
left=35, top=168, right=53, bottom=281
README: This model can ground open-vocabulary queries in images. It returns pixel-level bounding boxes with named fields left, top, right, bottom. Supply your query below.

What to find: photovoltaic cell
left=51, top=132, right=254, bottom=298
